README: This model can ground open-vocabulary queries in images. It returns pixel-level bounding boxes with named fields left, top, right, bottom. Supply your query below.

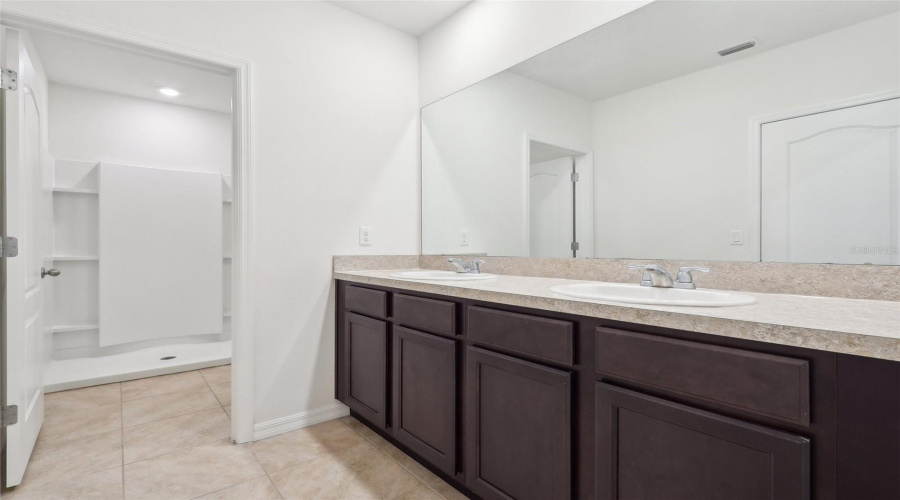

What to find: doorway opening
left=526, top=139, right=594, bottom=258
left=0, top=11, right=252, bottom=489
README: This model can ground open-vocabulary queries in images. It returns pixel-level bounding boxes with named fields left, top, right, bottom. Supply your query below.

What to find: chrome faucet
left=628, top=264, right=674, bottom=288
left=674, top=266, right=710, bottom=289
left=448, top=258, right=486, bottom=274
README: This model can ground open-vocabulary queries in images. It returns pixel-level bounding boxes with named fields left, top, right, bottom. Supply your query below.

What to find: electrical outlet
left=730, top=230, right=744, bottom=245
left=459, top=230, right=470, bottom=247
left=359, top=227, right=373, bottom=246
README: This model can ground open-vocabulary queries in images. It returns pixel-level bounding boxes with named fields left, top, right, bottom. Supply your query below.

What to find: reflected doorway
left=527, top=140, right=594, bottom=258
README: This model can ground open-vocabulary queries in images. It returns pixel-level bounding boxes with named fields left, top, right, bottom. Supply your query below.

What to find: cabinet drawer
left=595, top=327, right=810, bottom=426
left=394, top=294, right=457, bottom=336
left=468, top=306, right=573, bottom=366
left=345, top=285, right=388, bottom=318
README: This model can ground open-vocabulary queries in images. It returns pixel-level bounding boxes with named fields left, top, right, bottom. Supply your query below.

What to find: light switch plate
left=730, top=230, right=744, bottom=245
left=459, top=230, right=470, bottom=246
left=359, top=227, right=373, bottom=246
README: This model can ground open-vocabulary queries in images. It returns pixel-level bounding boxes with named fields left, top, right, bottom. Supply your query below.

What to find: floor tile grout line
left=120, top=382, right=126, bottom=499
left=252, top=419, right=419, bottom=500
left=122, top=378, right=230, bottom=466
left=245, top=443, right=287, bottom=500
left=121, top=369, right=212, bottom=404
left=198, top=366, right=230, bottom=407
left=185, top=472, right=271, bottom=500
left=122, top=401, right=226, bottom=432
left=12, top=462, right=124, bottom=495
left=122, top=378, right=218, bottom=404
left=123, top=432, right=233, bottom=467
left=123, top=399, right=223, bottom=429
left=246, top=439, right=336, bottom=476
left=339, top=417, right=450, bottom=500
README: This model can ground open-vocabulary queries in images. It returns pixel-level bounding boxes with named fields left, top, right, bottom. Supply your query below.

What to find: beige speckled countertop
left=334, top=269, right=900, bottom=362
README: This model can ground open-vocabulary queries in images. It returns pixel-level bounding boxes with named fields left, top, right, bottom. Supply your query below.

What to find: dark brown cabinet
left=595, top=383, right=810, bottom=500
left=343, top=312, right=388, bottom=428
left=392, top=326, right=458, bottom=475
left=466, top=347, right=572, bottom=500
left=336, top=279, right=900, bottom=500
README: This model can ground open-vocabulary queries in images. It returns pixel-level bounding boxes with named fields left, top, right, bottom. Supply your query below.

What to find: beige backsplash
left=333, top=255, right=419, bottom=272
left=335, top=255, right=900, bottom=302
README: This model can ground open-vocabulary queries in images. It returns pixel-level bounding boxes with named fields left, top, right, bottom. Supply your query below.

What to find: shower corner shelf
left=53, top=324, right=99, bottom=333
left=53, top=255, right=99, bottom=261
left=52, top=187, right=99, bottom=195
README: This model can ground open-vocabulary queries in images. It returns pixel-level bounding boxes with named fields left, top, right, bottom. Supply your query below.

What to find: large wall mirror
left=422, top=1, right=900, bottom=264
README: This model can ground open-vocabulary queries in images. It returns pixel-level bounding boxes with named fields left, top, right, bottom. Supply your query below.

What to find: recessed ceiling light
left=159, top=87, right=180, bottom=97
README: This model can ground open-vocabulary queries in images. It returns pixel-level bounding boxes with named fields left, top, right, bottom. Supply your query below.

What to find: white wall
left=591, top=12, right=900, bottom=261
left=49, top=84, right=231, bottom=174
left=28, top=1, right=420, bottom=426
left=422, top=71, right=591, bottom=256
left=418, top=0, right=649, bottom=105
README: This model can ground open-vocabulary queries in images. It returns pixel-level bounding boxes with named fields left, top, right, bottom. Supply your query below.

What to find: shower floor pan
left=45, top=340, right=231, bottom=392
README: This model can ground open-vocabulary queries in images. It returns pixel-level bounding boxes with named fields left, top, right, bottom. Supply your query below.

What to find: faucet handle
left=472, top=260, right=485, bottom=273
left=675, top=266, right=710, bottom=289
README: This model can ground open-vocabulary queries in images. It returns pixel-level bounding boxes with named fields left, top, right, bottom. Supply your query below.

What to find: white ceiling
left=328, top=0, right=471, bottom=36
left=29, top=29, right=233, bottom=114
left=510, top=0, right=900, bottom=102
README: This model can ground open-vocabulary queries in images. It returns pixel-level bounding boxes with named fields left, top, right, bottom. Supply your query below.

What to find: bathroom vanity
left=337, top=4, right=900, bottom=496
left=334, top=271, right=900, bottom=500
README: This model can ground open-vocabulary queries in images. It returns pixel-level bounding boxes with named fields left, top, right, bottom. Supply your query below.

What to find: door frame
left=0, top=3, right=256, bottom=444
left=0, top=25, right=9, bottom=479
left=748, top=88, right=900, bottom=263
left=522, top=134, right=594, bottom=258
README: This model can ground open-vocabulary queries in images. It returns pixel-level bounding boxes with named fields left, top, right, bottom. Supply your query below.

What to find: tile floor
left=2, top=366, right=466, bottom=500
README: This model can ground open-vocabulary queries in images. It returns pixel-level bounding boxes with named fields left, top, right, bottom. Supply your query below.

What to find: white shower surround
left=49, top=158, right=233, bottom=393
left=98, top=162, right=224, bottom=346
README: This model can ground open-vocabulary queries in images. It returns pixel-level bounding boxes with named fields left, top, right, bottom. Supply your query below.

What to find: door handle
left=41, top=267, right=60, bottom=279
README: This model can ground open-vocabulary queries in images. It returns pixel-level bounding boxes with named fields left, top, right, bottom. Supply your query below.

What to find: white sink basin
left=550, top=282, right=756, bottom=307
left=390, top=270, right=497, bottom=281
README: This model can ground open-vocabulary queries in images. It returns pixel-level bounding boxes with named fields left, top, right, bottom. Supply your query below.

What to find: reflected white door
left=2, top=28, right=53, bottom=486
left=761, top=98, right=900, bottom=264
left=529, top=157, right=574, bottom=258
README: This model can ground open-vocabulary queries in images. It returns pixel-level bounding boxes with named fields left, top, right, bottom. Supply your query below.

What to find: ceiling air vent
left=718, top=39, right=757, bottom=57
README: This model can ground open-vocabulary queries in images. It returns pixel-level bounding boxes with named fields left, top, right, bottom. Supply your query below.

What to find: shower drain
left=160, top=356, right=177, bottom=360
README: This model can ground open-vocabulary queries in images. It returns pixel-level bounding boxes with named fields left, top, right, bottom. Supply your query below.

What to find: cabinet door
left=393, top=327, right=457, bottom=475
left=596, top=383, right=810, bottom=500
left=467, top=347, right=571, bottom=500
left=344, top=312, right=388, bottom=428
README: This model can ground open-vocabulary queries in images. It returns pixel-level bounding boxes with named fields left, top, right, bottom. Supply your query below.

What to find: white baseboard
left=252, top=402, right=350, bottom=441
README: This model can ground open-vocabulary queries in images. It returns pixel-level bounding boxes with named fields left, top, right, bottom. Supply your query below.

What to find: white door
left=761, top=98, right=900, bottom=264
left=529, top=157, right=574, bottom=258
left=2, top=27, right=53, bottom=487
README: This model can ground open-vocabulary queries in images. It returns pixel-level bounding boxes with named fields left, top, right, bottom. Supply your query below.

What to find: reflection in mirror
left=421, top=1, right=900, bottom=264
